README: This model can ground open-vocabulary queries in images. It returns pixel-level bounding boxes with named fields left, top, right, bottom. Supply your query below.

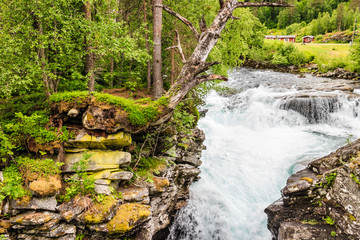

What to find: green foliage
left=350, top=41, right=360, bottom=72
left=134, top=157, right=166, bottom=181
left=331, top=231, right=337, bottom=237
left=0, top=126, right=15, bottom=162
left=60, top=152, right=95, bottom=202
left=326, top=171, right=337, bottom=186
left=0, top=165, right=29, bottom=201
left=302, top=219, right=321, bottom=225
left=17, top=157, right=63, bottom=178
left=4, top=112, right=57, bottom=146
left=350, top=173, right=360, bottom=184
left=173, top=102, right=197, bottom=134
left=324, top=216, right=335, bottom=225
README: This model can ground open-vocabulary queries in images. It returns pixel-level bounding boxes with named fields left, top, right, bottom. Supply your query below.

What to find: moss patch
left=84, top=196, right=117, bottom=224
left=106, top=203, right=151, bottom=234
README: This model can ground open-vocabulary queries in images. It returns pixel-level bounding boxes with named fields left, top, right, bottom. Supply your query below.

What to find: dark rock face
left=266, top=139, right=360, bottom=240
left=1, top=126, right=205, bottom=240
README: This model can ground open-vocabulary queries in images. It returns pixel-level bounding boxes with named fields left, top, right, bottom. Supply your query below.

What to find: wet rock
left=119, top=186, right=150, bottom=204
left=278, top=221, right=335, bottom=240
left=63, top=150, right=131, bottom=172
left=266, top=139, right=360, bottom=239
left=11, top=196, right=57, bottom=212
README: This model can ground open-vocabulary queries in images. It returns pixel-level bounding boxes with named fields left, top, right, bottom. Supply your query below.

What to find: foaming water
left=167, top=68, right=360, bottom=240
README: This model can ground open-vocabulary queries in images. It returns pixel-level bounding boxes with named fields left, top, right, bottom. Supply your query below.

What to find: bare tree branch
left=199, top=15, right=207, bottom=33
left=235, top=2, right=293, bottom=8
left=166, top=30, right=186, bottom=63
left=163, top=5, right=200, bottom=40
left=219, top=0, right=225, bottom=9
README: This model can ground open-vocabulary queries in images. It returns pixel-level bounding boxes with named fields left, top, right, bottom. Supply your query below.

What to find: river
left=167, top=68, right=360, bottom=240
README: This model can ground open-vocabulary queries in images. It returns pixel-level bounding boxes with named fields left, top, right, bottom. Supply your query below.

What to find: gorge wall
left=0, top=104, right=205, bottom=240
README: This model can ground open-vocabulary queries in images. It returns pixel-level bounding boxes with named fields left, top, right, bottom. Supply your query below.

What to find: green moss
left=17, top=157, right=63, bottom=178
left=106, top=203, right=151, bottom=234
left=302, top=219, right=321, bottom=225
left=324, top=216, right=335, bottom=225
left=84, top=196, right=116, bottom=224
left=349, top=214, right=357, bottom=221
left=48, top=91, right=90, bottom=103
left=50, top=92, right=169, bottom=127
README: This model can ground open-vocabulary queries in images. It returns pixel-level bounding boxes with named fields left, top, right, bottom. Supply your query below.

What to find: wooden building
left=302, top=36, right=315, bottom=43
left=265, top=35, right=296, bottom=43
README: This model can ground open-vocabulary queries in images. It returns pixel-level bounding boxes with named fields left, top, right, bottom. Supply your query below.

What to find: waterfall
left=167, top=68, right=360, bottom=240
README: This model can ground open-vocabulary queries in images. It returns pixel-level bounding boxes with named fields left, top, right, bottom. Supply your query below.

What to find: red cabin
left=302, top=36, right=315, bottom=43
left=265, top=35, right=296, bottom=43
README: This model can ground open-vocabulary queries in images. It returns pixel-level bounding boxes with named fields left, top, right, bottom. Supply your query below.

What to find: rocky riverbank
left=0, top=104, right=206, bottom=240
left=266, top=139, right=360, bottom=239
left=243, top=59, right=360, bottom=81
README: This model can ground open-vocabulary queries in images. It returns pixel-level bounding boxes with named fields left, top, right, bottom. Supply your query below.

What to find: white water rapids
left=167, top=68, right=360, bottom=240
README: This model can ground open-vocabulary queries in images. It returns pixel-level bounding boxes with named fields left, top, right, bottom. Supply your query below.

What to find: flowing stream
left=167, top=68, right=360, bottom=240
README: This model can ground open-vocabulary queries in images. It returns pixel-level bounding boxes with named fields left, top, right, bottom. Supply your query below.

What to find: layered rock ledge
left=0, top=104, right=206, bottom=240
left=266, top=139, right=360, bottom=239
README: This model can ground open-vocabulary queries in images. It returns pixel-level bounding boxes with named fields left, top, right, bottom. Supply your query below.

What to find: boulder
left=29, top=176, right=61, bottom=197
left=63, top=150, right=131, bottom=172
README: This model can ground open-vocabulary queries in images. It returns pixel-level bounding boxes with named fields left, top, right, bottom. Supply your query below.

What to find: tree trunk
left=38, top=22, right=51, bottom=98
left=152, top=0, right=163, bottom=99
left=163, top=0, right=291, bottom=110
left=144, top=0, right=152, bottom=92
left=171, top=33, right=176, bottom=85
left=84, top=1, right=95, bottom=92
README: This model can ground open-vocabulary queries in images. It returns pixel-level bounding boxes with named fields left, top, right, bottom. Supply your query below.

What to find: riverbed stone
left=11, top=196, right=57, bottom=212
left=63, top=150, right=131, bottom=172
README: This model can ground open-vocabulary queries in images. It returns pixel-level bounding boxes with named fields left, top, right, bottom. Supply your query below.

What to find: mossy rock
left=63, top=150, right=131, bottom=172
left=84, top=196, right=118, bottom=224
left=106, top=203, right=151, bottom=234
left=29, top=175, right=62, bottom=197
left=65, top=130, right=132, bottom=150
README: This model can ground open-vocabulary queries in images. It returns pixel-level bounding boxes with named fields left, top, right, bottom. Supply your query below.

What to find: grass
left=263, top=39, right=357, bottom=72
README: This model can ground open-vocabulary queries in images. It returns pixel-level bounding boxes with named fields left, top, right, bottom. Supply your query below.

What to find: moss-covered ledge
left=49, top=91, right=169, bottom=133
